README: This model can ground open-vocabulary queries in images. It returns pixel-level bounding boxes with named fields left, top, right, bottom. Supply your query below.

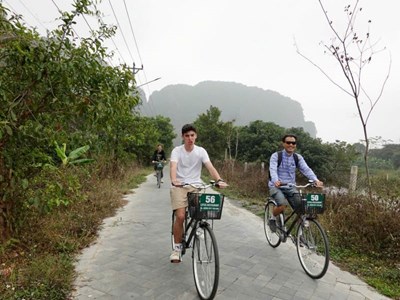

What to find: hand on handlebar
left=314, top=180, right=323, bottom=188
left=274, top=180, right=282, bottom=187
left=171, top=180, right=182, bottom=187
left=215, top=181, right=228, bottom=188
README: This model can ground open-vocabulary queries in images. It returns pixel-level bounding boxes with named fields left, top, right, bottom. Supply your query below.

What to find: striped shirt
left=268, top=150, right=318, bottom=188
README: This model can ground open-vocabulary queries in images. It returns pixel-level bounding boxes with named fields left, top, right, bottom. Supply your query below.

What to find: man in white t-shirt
left=169, top=124, right=228, bottom=263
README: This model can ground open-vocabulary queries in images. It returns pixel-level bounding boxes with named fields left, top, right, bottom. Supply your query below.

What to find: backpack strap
left=277, top=151, right=283, bottom=167
left=277, top=151, right=299, bottom=168
left=293, top=152, right=299, bottom=168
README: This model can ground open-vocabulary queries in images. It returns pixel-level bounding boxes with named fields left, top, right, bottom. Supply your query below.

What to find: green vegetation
left=1, top=1, right=400, bottom=299
left=0, top=2, right=175, bottom=298
left=0, top=161, right=148, bottom=299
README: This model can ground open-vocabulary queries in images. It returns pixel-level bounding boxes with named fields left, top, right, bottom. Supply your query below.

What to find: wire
left=50, top=0, right=81, bottom=40
left=122, top=0, right=144, bottom=66
left=121, top=0, right=157, bottom=115
left=108, top=0, right=135, bottom=63
left=14, top=0, right=47, bottom=31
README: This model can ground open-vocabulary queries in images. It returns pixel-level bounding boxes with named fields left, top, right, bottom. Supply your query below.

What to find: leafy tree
left=236, top=121, right=284, bottom=162
left=0, top=0, right=142, bottom=236
left=370, top=144, right=399, bottom=159
left=150, top=115, right=176, bottom=153
left=193, top=106, right=228, bottom=160
left=392, top=153, right=400, bottom=169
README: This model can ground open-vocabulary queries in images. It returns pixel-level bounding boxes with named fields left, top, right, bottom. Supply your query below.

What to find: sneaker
left=161, top=179, right=164, bottom=183
left=170, top=250, right=181, bottom=263
left=268, top=218, right=277, bottom=233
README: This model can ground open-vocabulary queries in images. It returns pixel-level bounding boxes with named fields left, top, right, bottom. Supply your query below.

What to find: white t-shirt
left=170, top=145, right=210, bottom=184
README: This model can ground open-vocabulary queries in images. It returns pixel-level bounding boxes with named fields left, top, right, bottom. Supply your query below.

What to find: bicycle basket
left=188, top=192, right=224, bottom=220
left=156, top=162, right=163, bottom=170
left=299, top=193, right=326, bottom=214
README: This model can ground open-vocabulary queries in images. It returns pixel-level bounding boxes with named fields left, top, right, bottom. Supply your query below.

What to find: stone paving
left=71, top=172, right=391, bottom=299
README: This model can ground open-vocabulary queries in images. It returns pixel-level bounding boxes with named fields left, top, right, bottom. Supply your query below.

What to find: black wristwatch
left=216, top=178, right=224, bottom=183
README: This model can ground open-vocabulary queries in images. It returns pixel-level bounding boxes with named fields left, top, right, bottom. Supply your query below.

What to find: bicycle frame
left=183, top=217, right=208, bottom=250
left=270, top=198, right=304, bottom=241
left=178, top=208, right=214, bottom=252
left=281, top=209, right=300, bottom=239
left=276, top=184, right=321, bottom=236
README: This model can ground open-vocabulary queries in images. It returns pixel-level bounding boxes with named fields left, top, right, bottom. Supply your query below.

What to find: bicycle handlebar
left=172, top=180, right=223, bottom=189
left=281, top=181, right=319, bottom=189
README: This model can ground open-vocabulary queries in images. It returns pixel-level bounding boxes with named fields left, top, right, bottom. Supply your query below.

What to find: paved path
left=72, top=171, right=391, bottom=300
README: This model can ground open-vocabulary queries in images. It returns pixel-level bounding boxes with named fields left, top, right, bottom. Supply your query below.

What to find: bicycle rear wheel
left=296, top=218, right=329, bottom=279
left=192, top=223, right=219, bottom=300
left=264, top=200, right=281, bottom=248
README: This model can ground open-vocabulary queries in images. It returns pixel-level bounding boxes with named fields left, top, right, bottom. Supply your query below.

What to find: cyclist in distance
left=169, top=124, right=228, bottom=263
left=268, top=134, right=323, bottom=231
left=152, top=144, right=167, bottom=181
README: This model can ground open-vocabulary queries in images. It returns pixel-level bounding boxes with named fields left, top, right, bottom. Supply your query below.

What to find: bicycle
left=264, top=181, right=329, bottom=279
left=152, top=161, right=165, bottom=188
left=171, top=181, right=225, bottom=300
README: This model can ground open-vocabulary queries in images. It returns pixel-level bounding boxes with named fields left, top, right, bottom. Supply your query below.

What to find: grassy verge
left=0, top=163, right=149, bottom=300
left=329, top=243, right=400, bottom=299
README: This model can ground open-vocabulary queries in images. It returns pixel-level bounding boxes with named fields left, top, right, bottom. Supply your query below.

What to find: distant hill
left=138, top=81, right=316, bottom=145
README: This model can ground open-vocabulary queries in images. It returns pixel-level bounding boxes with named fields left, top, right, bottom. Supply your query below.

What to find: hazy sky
left=4, top=0, right=400, bottom=145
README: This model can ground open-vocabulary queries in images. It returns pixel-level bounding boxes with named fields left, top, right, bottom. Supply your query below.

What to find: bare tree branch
left=294, top=39, right=352, bottom=97
left=298, top=0, right=391, bottom=201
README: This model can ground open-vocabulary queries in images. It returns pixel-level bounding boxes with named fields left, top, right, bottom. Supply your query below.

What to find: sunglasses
left=284, top=141, right=296, bottom=145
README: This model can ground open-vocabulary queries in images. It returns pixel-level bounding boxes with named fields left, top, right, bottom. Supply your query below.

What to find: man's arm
left=170, top=160, right=180, bottom=186
left=204, top=161, right=228, bottom=187
left=269, top=152, right=280, bottom=187
left=298, top=156, right=323, bottom=187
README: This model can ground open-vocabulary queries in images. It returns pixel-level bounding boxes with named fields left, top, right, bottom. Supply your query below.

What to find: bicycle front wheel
left=264, top=200, right=281, bottom=248
left=192, top=223, right=219, bottom=300
left=157, top=171, right=161, bottom=188
left=296, top=218, right=329, bottom=279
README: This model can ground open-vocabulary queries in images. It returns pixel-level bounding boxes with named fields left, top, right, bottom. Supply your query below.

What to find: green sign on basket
left=199, top=194, right=221, bottom=211
left=306, top=193, right=325, bottom=208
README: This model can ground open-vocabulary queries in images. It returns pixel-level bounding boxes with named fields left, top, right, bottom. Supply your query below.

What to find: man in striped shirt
left=268, top=134, right=323, bottom=231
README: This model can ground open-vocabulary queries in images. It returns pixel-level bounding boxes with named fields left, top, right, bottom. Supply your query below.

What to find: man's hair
left=181, top=124, right=197, bottom=135
left=282, top=134, right=297, bottom=142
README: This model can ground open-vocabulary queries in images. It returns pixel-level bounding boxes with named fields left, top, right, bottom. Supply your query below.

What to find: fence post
left=349, top=165, right=358, bottom=193
left=244, top=162, right=248, bottom=173
left=261, top=162, right=265, bottom=174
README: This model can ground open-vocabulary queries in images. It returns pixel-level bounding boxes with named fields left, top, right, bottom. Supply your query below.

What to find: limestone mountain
left=138, top=81, right=316, bottom=143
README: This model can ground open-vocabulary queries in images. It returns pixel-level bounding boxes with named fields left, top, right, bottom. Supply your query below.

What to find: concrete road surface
left=71, top=170, right=391, bottom=300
